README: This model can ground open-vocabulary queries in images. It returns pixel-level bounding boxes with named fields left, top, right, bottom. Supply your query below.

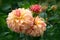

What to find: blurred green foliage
left=0, top=0, right=60, bottom=40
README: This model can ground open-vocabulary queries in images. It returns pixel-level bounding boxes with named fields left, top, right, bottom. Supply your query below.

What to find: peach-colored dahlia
left=25, top=16, right=46, bottom=37
left=6, top=8, right=34, bottom=33
left=6, top=8, right=46, bottom=37
left=30, top=4, right=42, bottom=13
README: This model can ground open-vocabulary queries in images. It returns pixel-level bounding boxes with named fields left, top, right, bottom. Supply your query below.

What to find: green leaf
left=39, top=12, right=47, bottom=19
left=1, top=4, right=11, bottom=13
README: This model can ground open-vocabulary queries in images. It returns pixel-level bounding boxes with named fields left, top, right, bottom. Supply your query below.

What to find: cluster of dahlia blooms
left=6, top=4, right=46, bottom=37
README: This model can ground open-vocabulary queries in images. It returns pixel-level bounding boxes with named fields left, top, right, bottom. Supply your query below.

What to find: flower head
left=30, top=4, right=42, bottom=13
left=25, top=16, right=46, bottom=37
left=6, top=8, right=34, bottom=33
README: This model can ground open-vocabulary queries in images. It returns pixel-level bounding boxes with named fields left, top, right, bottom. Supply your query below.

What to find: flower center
left=15, top=9, right=21, bottom=17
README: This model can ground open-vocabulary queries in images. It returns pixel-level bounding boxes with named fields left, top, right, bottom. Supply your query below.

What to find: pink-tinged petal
left=41, top=22, right=46, bottom=27
left=15, top=9, right=21, bottom=17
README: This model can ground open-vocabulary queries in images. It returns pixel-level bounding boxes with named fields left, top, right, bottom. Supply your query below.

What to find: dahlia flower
left=30, top=4, right=42, bottom=13
left=6, top=8, right=34, bottom=33
left=6, top=8, right=46, bottom=37
left=25, top=16, right=46, bottom=37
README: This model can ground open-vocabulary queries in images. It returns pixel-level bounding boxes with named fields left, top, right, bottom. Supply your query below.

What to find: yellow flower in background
left=51, top=5, right=57, bottom=11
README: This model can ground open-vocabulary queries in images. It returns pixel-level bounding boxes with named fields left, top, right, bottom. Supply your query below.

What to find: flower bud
left=30, top=4, right=42, bottom=14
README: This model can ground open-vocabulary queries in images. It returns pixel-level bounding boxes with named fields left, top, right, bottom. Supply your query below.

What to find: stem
left=40, top=35, right=44, bottom=40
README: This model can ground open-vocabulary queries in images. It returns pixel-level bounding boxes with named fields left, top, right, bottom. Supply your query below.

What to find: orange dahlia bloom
left=6, top=8, right=34, bottom=33
left=25, top=16, right=46, bottom=37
